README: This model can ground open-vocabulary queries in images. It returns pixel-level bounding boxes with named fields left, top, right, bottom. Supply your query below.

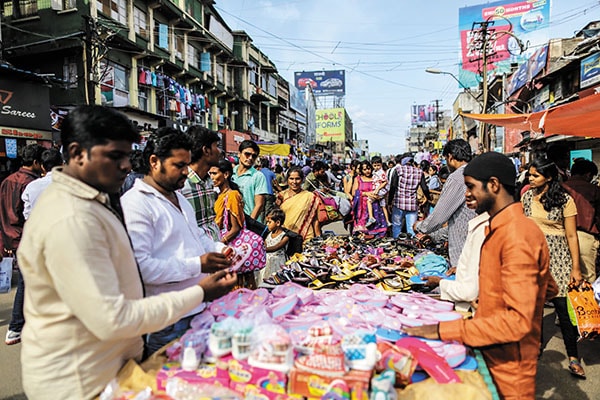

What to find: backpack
left=283, top=228, right=303, bottom=257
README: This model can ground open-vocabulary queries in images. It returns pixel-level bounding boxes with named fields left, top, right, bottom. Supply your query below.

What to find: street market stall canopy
left=258, top=142, right=291, bottom=156
left=461, top=93, right=600, bottom=139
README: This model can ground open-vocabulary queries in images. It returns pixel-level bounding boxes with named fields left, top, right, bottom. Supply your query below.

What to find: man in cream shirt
left=18, top=106, right=236, bottom=400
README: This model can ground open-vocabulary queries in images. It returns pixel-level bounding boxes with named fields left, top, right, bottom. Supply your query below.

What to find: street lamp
left=425, top=68, right=482, bottom=105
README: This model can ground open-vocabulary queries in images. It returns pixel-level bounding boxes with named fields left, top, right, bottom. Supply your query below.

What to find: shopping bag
left=0, top=257, right=14, bottom=293
left=567, top=280, right=600, bottom=341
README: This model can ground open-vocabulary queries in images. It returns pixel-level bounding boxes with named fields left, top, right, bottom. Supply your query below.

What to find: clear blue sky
left=215, top=1, right=600, bottom=155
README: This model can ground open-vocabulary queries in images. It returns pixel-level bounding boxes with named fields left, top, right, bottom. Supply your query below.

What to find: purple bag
left=222, top=196, right=267, bottom=273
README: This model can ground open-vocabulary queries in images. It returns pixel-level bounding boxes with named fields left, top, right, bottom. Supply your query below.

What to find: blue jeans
left=144, top=314, right=195, bottom=358
left=9, top=258, right=25, bottom=333
left=391, top=207, right=418, bottom=238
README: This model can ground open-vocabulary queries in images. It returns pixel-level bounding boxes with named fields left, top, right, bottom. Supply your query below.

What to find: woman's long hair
left=216, top=159, right=240, bottom=191
left=530, top=158, right=567, bottom=211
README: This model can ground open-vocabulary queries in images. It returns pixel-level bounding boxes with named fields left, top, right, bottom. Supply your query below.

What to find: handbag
left=567, top=280, right=600, bottom=341
left=315, top=190, right=342, bottom=224
left=222, top=195, right=267, bottom=273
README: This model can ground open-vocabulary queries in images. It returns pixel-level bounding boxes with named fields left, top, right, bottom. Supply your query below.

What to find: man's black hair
left=571, top=158, right=598, bottom=177
left=20, top=144, right=45, bottom=167
left=60, top=105, right=140, bottom=161
left=238, top=140, right=260, bottom=154
left=41, top=148, right=63, bottom=171
left=188, top=125, right=220, bottom=163
left=442, top=139, right=472, bottom=162
left=312, top=161, right=327, bottom=172
left=371, top=155, right=382, bottom=164
left=141, top=127, right=192, bottom=174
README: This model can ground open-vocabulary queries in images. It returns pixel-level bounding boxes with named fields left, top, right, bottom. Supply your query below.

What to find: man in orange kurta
left=406, top=152, right=554, bottom=400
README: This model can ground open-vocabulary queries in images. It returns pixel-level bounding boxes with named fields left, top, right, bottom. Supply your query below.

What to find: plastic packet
left=165, top=378, right=241, bottom=400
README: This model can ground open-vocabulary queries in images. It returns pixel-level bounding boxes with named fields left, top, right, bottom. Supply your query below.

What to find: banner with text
left=459, top=0, right=551, bottom=88
left=0, top=78, right=51, bottom=131
left=316, top=108, right=345, bottom=143
left=294, top=70, right=345, bottom=96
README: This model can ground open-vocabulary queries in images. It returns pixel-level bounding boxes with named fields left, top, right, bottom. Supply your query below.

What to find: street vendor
left=405, top=151, right=556, bottom=400
left=17, top=105, right=237, bottom=400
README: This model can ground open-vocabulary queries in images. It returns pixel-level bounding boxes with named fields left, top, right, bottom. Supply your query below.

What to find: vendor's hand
left=570, top=270, right=584, bottom=286
left=470, top=299, right=479, bottom=311
left=446, top=266, right=457, bottom=276
left=424, top=275, right=442, bottom=288
left=201, top=252, right=232, bottom=273
left=415, top=232, right=432, bottom=246
left=403, top=324, right=440, bottom=340
left=199, top=270, right=237, bottom=302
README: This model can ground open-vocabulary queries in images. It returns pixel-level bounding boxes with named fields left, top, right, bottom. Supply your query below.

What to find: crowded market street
left=0, top=221, right=599, bottom=399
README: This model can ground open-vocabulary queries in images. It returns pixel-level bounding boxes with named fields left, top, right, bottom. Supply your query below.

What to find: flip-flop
left=569, top=359, right=586, bottom=379
left=228, top=243, right=252, bottom=272
left=395, top=337, right=462, bottom=384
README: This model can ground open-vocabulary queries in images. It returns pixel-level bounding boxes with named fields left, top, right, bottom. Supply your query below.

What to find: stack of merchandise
left=148, top=284, right=483, bottom=399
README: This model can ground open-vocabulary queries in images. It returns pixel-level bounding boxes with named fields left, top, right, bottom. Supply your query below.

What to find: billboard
left=459, top=0, right=551, bottom=88
left=411, top=104, right=436, bottom=125
left=507, top=44, right=548, bottom=95
left=0, top=78, right=51, bottom=131
left=294, top=70, right=345, bottom=96
left=580, top=52, right=600, bottom=89
left=316, top=108, right=345, bottom=143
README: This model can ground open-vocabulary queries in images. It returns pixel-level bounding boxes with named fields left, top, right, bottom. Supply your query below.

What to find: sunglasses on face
left=242, top=151, right=258, bottom=159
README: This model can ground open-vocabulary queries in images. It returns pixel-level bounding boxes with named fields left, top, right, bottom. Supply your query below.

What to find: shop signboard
left=570, top=149, right=592, bottom=167
left=0, top=78, right=51, bottom=131
left=294, top=70, right=345, bottom=96
left=507, top=44, right=548, bottom=95
left=459, top=0, right=551, bottom=88
left=316, top=108, right=345, bottom=143
left=580, top=52, right=600, bottom=89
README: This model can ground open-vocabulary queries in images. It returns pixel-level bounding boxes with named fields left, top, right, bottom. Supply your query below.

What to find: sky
left=215, top=0, right=600, bottom=155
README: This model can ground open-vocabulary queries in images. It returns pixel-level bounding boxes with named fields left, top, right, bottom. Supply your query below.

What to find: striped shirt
left=181, top=169, right=221, bottom=241
left=415, top=164, right=476, bottom=266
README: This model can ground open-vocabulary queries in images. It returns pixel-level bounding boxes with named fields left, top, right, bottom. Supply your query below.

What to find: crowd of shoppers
left=2, top=104, right=599, bottom=399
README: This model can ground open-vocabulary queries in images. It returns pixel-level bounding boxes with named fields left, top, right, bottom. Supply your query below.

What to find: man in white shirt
left=121, top=128, right=232, bottom=356
left=21, top=148, right=63, bottom=220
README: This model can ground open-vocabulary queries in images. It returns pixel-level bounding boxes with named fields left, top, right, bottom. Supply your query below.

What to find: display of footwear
left=5, top=330, right=21, bottom=345
left=295, top=337, right=347, bottom=377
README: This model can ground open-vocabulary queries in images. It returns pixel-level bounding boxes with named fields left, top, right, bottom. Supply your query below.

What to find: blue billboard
left=580, top=52, right=600, bottom=89
left=294, top=70, right=345, bottom=96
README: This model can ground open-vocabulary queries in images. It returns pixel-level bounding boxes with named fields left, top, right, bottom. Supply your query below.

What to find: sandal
left=568, top=359, right=586, bottom=379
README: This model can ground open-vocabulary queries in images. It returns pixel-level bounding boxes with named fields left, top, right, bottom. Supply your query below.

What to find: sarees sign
left=316, top=108, right=345, bottom=143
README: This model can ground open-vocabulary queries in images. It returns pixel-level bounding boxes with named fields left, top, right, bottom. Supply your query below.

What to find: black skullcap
left=464, top=152, right=516, bottom=187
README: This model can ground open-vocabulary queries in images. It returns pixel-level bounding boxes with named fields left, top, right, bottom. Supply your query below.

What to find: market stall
left=106, top=235, right=498, bottom=399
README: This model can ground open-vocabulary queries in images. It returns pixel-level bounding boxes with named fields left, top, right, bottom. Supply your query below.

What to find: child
left=259, top=208, right=290, bottom=285
left=367, top=156, right=390, bottom=226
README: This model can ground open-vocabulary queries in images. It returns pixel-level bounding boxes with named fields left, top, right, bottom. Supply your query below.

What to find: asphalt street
left=1, top=221, right=599, bottom=399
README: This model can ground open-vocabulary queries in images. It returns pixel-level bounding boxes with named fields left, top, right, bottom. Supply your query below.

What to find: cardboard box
left=228, top=359, right=289, bottom=399
left=156, top=362, right=230, bottom=391
left=288, top=368, right=372, bottom=400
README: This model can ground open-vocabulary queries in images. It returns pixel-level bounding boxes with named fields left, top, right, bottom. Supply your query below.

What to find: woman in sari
left=277, top=166, right=322, bottom=241
left=351, top=160, right=388, bottom=237
left=210, top=159, right=256, bottom=289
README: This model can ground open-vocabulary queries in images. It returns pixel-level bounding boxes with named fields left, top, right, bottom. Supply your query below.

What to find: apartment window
left=63, top=56, right=78, bottom=89
left=138, top=87, right=148, bottom=112
left=175, top=35, right=184, bottom=60
left=155, top=20, right=169, bottom=50
left=133, top=7, right=148, bottom=39
left=216, top=63, right=224, bottom=84
left=7, top=0, right=38, bottom=18
left=99, top=60, right=129, bottom=107
left=248, top=60, right=258, bottom=86
left=268, top=74, right=277, bottom=97
left=261, top=71, right=268, bottom=92
left=51, top=0, right=77, bottom=10
left=187, top=44, right=198, bottom=69
left=97, top=0, right=127, bottom=25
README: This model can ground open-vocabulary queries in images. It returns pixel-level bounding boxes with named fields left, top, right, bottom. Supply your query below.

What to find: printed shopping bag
left=0, top=257, right=14, bottom=293
left=567, top=280, right=600, bottom=341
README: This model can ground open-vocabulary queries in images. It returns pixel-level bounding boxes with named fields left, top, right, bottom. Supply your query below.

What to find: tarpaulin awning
left=461, top=94, right=600, bottom=138
left=258, top=143, right=290, bottom=156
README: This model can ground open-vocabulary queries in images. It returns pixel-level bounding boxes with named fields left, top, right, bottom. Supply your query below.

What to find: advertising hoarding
left=294, top=70, right=345, bottom=96
left=580, top=52, right=600, bottom=89
left=507, top=44, right=548, bottom=95
left=316, top=108, right=345, bottom=143
left=411, top=104, right=436, bottom=124
left=459, top=0, right=551, bottom=88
